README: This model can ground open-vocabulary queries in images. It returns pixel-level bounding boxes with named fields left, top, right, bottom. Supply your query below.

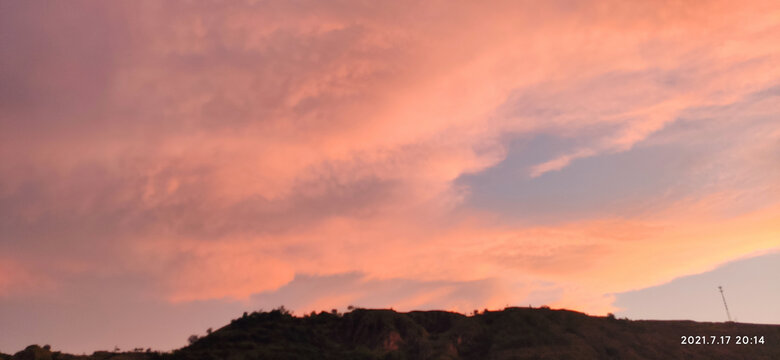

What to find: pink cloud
left=1, top=0, right=780, bottom=323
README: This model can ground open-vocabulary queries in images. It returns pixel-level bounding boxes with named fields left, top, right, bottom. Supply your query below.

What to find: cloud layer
left=2, top=0, right=780, bottom=352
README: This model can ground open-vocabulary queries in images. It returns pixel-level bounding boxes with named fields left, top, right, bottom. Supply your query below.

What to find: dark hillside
left=3, top=307, right=779, bottom=359
left=169, top=307, right=780, bottom=359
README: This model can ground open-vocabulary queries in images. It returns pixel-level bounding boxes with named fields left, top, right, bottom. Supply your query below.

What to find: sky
left=1, top=0, right=779, bottom=354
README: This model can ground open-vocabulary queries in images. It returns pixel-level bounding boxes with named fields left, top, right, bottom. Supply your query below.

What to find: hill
left=3, top=307, right=779, bottom=359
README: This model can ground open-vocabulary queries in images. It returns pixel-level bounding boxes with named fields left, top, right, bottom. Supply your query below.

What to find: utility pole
left=718, top=286, right=732, bottom=322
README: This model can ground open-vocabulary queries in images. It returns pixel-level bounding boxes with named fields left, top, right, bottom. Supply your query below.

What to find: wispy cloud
left=2, top=0, right=780, bottom=352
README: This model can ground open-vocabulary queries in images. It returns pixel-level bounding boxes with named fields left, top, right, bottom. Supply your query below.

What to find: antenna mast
left=718, top=286, right=732, bottom=322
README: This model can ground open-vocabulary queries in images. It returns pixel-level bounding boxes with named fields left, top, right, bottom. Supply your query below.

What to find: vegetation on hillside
left=3, top=307, right=779, bottom=359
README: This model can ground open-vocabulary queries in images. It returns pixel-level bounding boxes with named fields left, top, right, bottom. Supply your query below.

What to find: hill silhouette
left=3, top=307, right=779, bottom=359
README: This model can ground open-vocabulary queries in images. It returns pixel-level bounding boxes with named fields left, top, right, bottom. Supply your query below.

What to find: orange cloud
left=1, top=0, right=780, bottom=320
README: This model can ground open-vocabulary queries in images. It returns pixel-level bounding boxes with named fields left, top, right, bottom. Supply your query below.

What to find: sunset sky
left=1, top=0, right=780, bottom=353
